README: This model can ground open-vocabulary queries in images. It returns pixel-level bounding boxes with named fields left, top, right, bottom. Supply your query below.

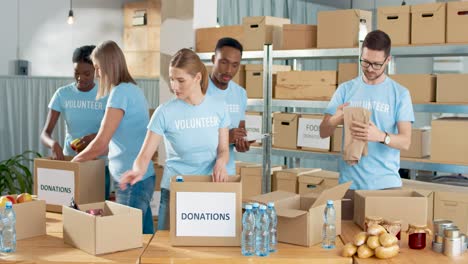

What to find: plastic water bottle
left=267, top=202, right=278, bottom=253
left=0, top=206, right=4, bottom=252
left=255, top=205, right=270, bottom=257
left=359, top=18, right=368, bottom=42
left=322, top=200, right=336, bottom=249
left=176, top=176, right=184, bottom=182
left=241, top=204, right=256, bottom=256
left=252, top=202, right=259, bottom=220
left=1, top=201, right=16, bottom=253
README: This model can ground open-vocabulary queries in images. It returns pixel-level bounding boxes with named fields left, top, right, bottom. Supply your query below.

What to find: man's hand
left=229, top=128, right=247, bottom=144
left=234, top=138, right=251, bottom=152
left=350, top=120, right=385, bottom=142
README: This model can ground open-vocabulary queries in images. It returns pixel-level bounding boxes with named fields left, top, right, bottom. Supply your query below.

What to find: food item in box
left=70, top=138, right=86, bottom=152
left=16, top=193, right=33, bottom=203
left=1, top=195, right=16, bottom=205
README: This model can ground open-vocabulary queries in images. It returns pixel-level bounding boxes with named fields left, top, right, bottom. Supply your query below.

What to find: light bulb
left=67, top=10, right=74, bottom=25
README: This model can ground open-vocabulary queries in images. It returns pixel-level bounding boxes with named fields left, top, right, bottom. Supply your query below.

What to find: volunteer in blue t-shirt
left=72, top=41, right=155, bottom=234
left=40, top=45, right=112, bottom=199
left=320, top=30, right=415, bottom=192
left=206, top=37, right=250, bottom=175
left=119, top=48, right=230, bottom=231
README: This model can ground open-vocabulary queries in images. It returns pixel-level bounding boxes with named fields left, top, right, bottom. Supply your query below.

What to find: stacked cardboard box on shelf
left=123, top=0, right=161, bottom=77
left=377, top=5, right=411, bottom=46
left=273, top=24, right=317, bottom=50
left=446, top=1, right=468, bottom=44
left=243, top=16, right=291, bottom=51
left=245, top=64, right=291, bottom=98
left=338, top=63, right=358, bottom=85
left=411, top=3, right=446, bottom=45
left=296, top=114, right=330, bottom=152
left=390, top=74, right=436, bottom=103
left=272, top=112, right=298, bottom=150
left=436, top=74, right=468, bottom=103
left=196, top=26, right=244, bottom=52
left=274, top=71, right=337, bottom=100
left=400, top=128, right=431, bottom=158
left=431, top=118, right=468, bottom=164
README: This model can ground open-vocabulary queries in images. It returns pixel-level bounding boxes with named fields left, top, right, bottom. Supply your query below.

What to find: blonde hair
left=91, top=40, right=136, bottom=99
left=170, top=48, right=208, bottom=94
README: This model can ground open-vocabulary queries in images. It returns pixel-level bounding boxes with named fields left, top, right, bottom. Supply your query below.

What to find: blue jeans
left=105, top=166, right=111, bottom=200
left=115, top=175, right=155, bottom=234
left=157, top=188, right=170, bottom=231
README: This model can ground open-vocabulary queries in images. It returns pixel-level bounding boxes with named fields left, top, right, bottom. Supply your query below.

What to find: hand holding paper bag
left=343, top=107, right=371, bottom=165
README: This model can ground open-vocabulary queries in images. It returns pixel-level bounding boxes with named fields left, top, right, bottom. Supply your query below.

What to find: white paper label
left=176, top=192, right=236, bottom=237
left=37, top=168, right=75, bottom=206
left=297, top=117, right=330, bottom=149
left=245, top=114, right=262, bottom=143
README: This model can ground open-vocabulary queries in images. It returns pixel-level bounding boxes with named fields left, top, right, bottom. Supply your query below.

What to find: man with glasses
left=319, top=30, right=414, bottom=199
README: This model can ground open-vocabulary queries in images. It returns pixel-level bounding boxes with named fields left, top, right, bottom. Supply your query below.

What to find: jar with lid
left=407, top=224, right=432, bottom=249
left=365, top=216, right=384, bottom=231
left=383, top=219, right=402, bottom=240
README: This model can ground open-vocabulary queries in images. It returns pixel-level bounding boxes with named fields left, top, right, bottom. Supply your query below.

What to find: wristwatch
left=381, top=132, right=391, bottom=145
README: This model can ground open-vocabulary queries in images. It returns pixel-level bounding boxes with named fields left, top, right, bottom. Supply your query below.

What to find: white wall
left=0, top=0, right=138, bottom=77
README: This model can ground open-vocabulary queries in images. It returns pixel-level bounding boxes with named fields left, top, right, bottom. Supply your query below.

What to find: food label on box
left=246, top=114, right=263, bottom=143
left=37, top=168, right=75, bottom=206
left=176, top=192, right=236, bottom=237
left=297, top=117, right=330, bottom=149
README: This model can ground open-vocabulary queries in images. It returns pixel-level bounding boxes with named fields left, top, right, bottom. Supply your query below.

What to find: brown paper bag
left=343, top=107, right=371, bottom=165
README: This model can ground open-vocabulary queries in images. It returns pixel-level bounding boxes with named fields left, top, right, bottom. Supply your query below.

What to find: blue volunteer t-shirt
left=148, top=95, right=230, bottom=190
left=324, top=76, right=414, bottom=190
left=49, top=83, right=107, bottom=156
left=107, top=82, right=154, bottom=181
left=206, top=78, right=247, bottom=175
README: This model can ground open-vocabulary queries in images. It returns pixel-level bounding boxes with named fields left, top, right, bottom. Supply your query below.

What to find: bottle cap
left=259, top=205, right=267, bottom=210
left=245, top=204, right=252, bottom=210
left=6, top=201, right=13, bottom=208
left=360, top=18, right=366, bottom=23
left=252, top=202, right=259, bottom=208
left=327, top=200, right=334, bottom=206
left=268, top=202, right=275, bottom=207
left=175, top=175, right=184, bottom=182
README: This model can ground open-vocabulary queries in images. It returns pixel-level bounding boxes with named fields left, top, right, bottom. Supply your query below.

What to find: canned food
left=444, top=237, right=462, bottom=257
left=444, top=227, right=460, bottom=238
left=433, top=220, right=452, bottom=237
left=435, top=234, right=444, bottom=244
left=437, top=222, right=454, bottom=237
left=460, top=234, right=466, bottom=253
left=432, top=241, right=443, bottom=253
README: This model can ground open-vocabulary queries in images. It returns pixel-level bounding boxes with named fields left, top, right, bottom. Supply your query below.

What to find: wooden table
left=340, top=221, right=468, bottom=264
left=139, top=231, right=352, bottom=264
left=0, top=212, right=154, bottom=264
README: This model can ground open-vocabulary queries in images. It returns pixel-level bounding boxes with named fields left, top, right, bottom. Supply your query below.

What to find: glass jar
left=383, top=219, right=402, bottom=240
left=365, top=216, right=384, bottom=231
left=407, top=224, right=432, bottom=250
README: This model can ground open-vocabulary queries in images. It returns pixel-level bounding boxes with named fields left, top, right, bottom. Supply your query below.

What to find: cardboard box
left=273, top=112, right=299, bottom=150
left=331, top=126, right=343, bottom=152
left=400, top=128, right=431, bottom=158
left=250, top=182, right=351, bottom=247
left=275, top=71, right=337, bottom=100
left=273, top=24, right=317, bottom=50
left=297, top=114, right=330, bottom=152
left=390, top=74, right=436, bottom=103
left=245, top=64, right=291, bottom=98
left=354, top=190, right=428, bottom=231
left=436, top=74, right=468, bottom=103
left=411, top=3, right=446, bottom=45
left=431, top=118, right=468, bottom=163
left=195, top=26, right=244, bottom=52
left=377, top=5, right=410, bottom=46
left=205, top=64, right=246, bottom=88
left=245, top=111, right=263, bottom=145
left=169, top=175, right=242, bottom=246
left=63, top=201, right=142, bottom=255
left=298, top=170, right=339, bottom=196
left=243, top=16, right=291, bottom=51
left=447, top=2, right=468, bottom=43
left=234, top=161, right=257, bottom=176
left=123, top=26, right=160, bottom=51
left=338, top=63, right=358, bottom=85
left=317, top=9, right=372, bottom=48
left=240, top=165, right=284, bottom=199
left=13, top=198, right=46, bottom=240
left=434, top=191, right=468, bottom=234
left=124, top=50, right=160, bottom=77
left=274, top=168, right=322, bottom=193
left=123, top=0, right=161, bottom=27
left=34, top=157, right=105, bottom=212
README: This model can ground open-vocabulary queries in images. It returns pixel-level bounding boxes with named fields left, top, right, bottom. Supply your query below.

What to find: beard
left=363, top=69, right=385, bottom=81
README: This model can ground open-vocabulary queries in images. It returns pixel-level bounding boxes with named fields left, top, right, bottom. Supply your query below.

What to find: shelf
left=391, top=44, right=468, bottom=57
left=272, top=48, right=359, bottom=59
left=247, top=99, right=468, bottom=113
left=197, top=50, right=264, bottom=61
left=247, top=147, right=468, bottom=174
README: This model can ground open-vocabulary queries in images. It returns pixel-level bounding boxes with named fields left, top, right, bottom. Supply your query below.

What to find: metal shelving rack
left=198, top=44, right=468, bottom=192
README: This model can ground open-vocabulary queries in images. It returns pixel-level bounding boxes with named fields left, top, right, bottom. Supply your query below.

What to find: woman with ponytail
left=120, top=48, right=230, bottom=230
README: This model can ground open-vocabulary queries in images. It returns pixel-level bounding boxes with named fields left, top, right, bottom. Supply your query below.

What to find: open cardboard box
left=250, top=181, right=351, bottom=247
left=354, top=190, right=427, bottom=231
left=170, top=175, right=242, bottom=246
left=11, top=196, right=46, bottom=240
left=63, top=201, right=142, bottom=255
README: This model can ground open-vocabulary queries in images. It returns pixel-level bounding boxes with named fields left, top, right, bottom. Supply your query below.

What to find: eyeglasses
left=360, top=56, right=388, bottom=70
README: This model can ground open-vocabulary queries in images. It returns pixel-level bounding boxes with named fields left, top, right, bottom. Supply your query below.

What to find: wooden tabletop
left=340, top=221, right=468, bottom=264
left=139, top=231, right=352, bottom=264
left=0, top=212, right=154, bottom=264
